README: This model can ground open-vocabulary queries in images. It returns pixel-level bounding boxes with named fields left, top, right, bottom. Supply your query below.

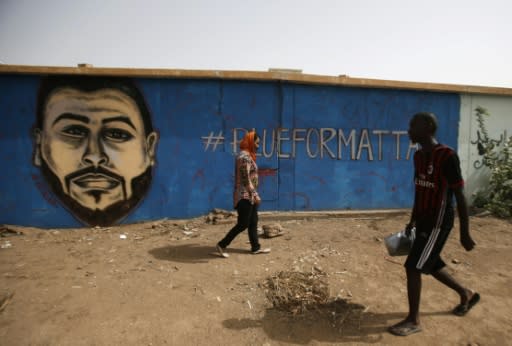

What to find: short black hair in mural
left=36, top=75, right=154, bottom=135
left=33, top=75, right=159, bottom=226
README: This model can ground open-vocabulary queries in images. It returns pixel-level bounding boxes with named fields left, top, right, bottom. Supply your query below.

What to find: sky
left=1, top=0, right=511, bottom=88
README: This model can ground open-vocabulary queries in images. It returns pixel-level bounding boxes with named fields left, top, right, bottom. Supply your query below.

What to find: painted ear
left=33, top=128, right=42, bottom=166
left=146, top=131, right=159, bottom=166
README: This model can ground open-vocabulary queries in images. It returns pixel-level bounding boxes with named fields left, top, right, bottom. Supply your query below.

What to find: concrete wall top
left=2, top=64, right=512, bottom=96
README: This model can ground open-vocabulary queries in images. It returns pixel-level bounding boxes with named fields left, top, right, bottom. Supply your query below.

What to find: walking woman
left=216, top=130, right=270, bottom=257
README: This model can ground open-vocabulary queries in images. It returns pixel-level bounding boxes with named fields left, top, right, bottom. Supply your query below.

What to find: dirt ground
left=1, top=210, right=511, bottom=346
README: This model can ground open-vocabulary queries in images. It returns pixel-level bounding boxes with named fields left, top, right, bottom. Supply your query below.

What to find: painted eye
left=103, top=128, right=134, bottom=142
left=62, top=125, right=89, bottom=138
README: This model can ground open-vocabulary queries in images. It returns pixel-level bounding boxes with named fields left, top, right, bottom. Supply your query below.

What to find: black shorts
left=404, top=222, right=453, bottom=275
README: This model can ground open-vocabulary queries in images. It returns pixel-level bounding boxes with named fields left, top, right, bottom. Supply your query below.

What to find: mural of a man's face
left=33, top=77, right=158, bottom=226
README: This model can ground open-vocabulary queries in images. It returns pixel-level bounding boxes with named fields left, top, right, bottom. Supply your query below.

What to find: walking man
left=388, top=112, right=479, bottom=336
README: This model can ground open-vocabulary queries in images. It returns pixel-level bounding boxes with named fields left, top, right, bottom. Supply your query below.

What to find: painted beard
left=39, top=160, right=153, bottom=227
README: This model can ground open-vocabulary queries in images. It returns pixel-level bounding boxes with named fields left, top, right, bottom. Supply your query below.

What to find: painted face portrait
left=33, top=76, right=159, bottom=226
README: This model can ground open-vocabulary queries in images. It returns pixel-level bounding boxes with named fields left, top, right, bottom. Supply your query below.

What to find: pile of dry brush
left=264, top=269, right=329, bottom=315
left=263, top=269, right=367, bottom=330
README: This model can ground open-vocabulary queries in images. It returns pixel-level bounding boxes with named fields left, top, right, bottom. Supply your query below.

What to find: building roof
left=1, top=64, right=512, bottom=96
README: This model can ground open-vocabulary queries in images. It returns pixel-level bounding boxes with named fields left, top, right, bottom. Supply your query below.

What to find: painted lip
left=72, top=173, right=120, bottom=190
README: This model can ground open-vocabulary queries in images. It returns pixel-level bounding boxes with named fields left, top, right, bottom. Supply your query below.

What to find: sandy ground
left=1, top=211, right=511, bottom=346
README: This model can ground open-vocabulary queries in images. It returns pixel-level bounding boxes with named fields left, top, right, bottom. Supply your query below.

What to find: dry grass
left=263, top=269, right=367, bottom=331
left=264, top=269, right=330, bottom=315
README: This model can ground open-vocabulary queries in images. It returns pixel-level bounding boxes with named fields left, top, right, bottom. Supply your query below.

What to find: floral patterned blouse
left=233, top=150, right=259, bottom=207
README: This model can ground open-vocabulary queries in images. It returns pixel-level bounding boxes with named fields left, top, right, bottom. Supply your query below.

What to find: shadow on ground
left=148, top=244, right=252, bottom=263
left=223, top=302, right=452, bottom=344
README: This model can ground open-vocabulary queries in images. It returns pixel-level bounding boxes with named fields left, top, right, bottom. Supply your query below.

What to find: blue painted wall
left=0, top=74, right=460, bottom=227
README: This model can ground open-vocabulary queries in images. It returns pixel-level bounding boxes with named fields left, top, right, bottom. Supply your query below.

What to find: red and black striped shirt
left=413, top=144, right=464, bottom=228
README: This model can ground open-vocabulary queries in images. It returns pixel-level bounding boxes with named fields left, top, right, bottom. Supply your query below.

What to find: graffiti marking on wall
left=201, top=131, right=225, bottom=151
left=202, top=127, right=417, bottom=160
left=32, top=76, right=159, bottom=226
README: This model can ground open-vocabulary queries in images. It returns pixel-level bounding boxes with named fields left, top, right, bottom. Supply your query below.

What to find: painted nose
left=82, top=138, right=108, bottom=167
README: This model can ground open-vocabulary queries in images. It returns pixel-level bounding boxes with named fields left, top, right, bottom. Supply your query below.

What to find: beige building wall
left=459, top=94, right=512, bottom=202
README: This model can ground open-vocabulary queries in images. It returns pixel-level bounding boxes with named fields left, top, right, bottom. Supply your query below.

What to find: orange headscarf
left=239, top=130, right=257, bottom=161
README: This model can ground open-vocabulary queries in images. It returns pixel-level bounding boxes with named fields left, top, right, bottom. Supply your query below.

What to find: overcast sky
left=1, top=0, right=511, bottom=87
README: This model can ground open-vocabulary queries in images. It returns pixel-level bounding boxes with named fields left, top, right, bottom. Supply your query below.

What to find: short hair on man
left=412, top=112, right=438, bottom=134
